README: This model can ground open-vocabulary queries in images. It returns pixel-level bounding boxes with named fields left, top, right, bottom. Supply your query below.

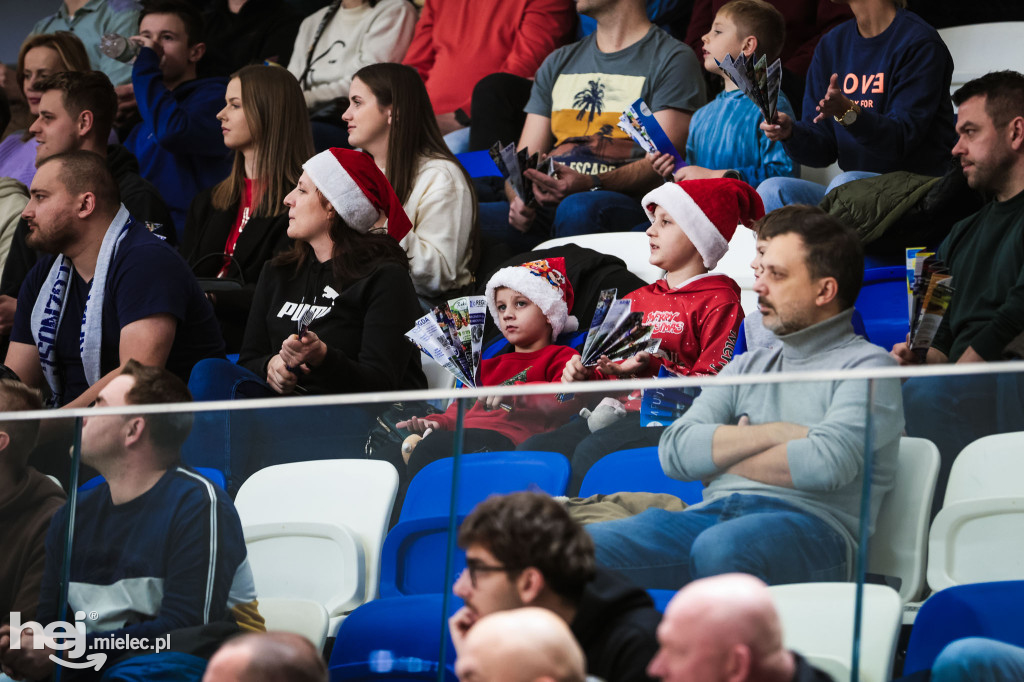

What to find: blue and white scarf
left=30, top=205, right=134, bottom=406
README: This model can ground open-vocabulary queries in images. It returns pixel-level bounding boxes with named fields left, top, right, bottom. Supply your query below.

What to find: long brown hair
left=17, top=32, right=91, bottom=141
left=273, top=189, right=410, bottom=287
left=211, top=65, right=314, bottom=216
left=352, top=62, right=480, bottom=273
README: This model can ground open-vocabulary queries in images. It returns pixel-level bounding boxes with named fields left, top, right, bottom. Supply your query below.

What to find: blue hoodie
left=125, top=47, right=233, bottom=238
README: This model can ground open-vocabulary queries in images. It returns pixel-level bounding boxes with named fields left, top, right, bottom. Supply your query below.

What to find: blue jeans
left=587, top=493, right=848, bottom=589
left=932, top=638, right=1024, bottom=682
left=551, top=191, right=650, bottom=238
left=757, top=171, right=879, bottom=213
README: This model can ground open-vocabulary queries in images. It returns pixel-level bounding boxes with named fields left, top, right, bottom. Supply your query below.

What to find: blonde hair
left=211, top=65, right=314, bottom=217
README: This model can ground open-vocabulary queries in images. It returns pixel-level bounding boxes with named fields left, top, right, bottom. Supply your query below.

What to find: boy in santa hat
left=523, top=178, right=764, bottom=494
left=398, top=257, right=583, bottom=479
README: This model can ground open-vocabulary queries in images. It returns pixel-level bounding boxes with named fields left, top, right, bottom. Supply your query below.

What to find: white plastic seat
left=925, top=432, right=1024, bottom=592
left=535, top=232, right=664, bottom=284
left=799, top=161, right=843, bottom=186
left=770, top=582, right=902, bottom=682
left=937, top=23, right=1024, bottom=101
left=257, top=596, right=330, bottom=651
left=868, top=437, right=940, bottom=604
left=234, top=460, right=399, bottom=633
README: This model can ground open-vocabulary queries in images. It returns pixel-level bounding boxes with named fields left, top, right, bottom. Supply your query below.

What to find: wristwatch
left=589, top=175, right=604, bottom=191
left=834, top=104, right=859, bottom=127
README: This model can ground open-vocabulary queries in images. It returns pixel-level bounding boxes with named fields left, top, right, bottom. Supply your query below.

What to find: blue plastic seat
left=379, top=515, right=468, bottom=598
left=329, top=594, right=459, bottom=682
left=903, top=580, right=1024, bottom=675
left=647, top=588, right=675, bottom=613
left=79, top=466, right=227, bottom=492
left=854, top=266, right=909, bottom=352
left=577, top=446, right=704, bottom=504
left=481, top=329, right=587, bottom=360
left=399, top=450, right=570, bottom=524
left=454, top=150, right=499, bottom=179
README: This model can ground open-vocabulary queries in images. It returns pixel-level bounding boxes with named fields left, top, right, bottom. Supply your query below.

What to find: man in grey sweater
left=587, top=205, right=904, bottom=589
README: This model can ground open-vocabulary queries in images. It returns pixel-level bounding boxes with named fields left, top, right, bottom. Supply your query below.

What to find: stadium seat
left=937, top=23, right=1024, bottom=101
left=258, top=596, right=330, bottom=651
left=454, top=150, right=499, bottom=179
left=854, top=266, right=909, bottom=353
left=398, top=451, right=569, bottom=524
left=379, top=515, right=466, bottom=598
left=577, top=446, right=704, bottom=504
left=235, top=460, right=399, bottom=633
left=78, top=466, right=227, bottom=492
left=927, top=432, right=1024, bottom=592
left=770, top=582, right=901, bottom=682
left=647, top=588, right=674, bottom=613
left=799, top=161, right=842, bottom=186
left=329, top=594, right=459, bottom=682
left=534, top=233, right=664, bottom=284
left=903, top=580, right=1024, bottom=675
left=868, top=437, right=940, bottom=604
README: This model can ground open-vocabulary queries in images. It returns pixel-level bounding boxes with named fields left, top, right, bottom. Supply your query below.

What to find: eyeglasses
left=459, top=560, right=516, bottom=588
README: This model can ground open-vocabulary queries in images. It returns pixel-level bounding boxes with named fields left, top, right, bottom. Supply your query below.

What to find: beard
left=25, top=211, right=77, bottom=254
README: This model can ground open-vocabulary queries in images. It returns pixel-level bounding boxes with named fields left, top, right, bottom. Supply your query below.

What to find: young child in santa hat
left=523, top=178, right=765, bottom=494
left=398, top=257, right=582, bottom=479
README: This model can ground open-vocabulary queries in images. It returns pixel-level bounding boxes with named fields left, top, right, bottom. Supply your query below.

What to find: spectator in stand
left=124, top=0, right=232, bottom=239
left=0, top=71, right=175, bottom=345
left=649, top=0, right=796, bottom=187
left=402, top=0, right=576, bottom=154
left=477, top=0, right=705, bottom=273
left=0, top=380, right=65, bottom=626
left=684, top=0, right=852, bottom=115
left=5, top=151, right=224, bottom=409
left=203, top=632, right=327, bottom=682
left=892, top=71, right=1024, bottom=516
left=0, top=94, right=30, bottom=285
left=757, top=0, right=956, bottom=213
left=187, top=148, right=425, bottom=479
left=287, top=0, right=417, bottom=152
left=200, top=0, right=302, bottom=78
left=0, top=33, right=91, bottom=189
left=30, top=0, right=140, bottom=86
left=182, top=64, right=313, bottom=353
left=342, top=63, right=476, bottom=305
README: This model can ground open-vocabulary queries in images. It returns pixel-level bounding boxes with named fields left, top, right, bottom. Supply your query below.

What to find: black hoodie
left=571, top=568, right=662, bottom=682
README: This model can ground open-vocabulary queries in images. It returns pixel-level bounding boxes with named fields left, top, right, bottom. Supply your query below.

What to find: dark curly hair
left=458, top=492, right=596, bottom=606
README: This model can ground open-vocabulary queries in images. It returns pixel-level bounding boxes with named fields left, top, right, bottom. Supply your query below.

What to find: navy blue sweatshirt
left=784, top=9, right=956, bottom=176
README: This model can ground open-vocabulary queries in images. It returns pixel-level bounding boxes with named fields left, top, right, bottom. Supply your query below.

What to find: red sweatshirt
left=402, top=0, right=575, bottom=116
left=684, top=0, right=852, bottom=77
left=600, top=274, right=743, bottom=411
left=431, top=344, right=580, bottom=444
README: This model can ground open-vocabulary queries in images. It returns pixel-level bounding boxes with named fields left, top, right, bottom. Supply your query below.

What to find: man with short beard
left=587, top=205, right=904, bottom=590
left=3, top=151, right=223, bottom=409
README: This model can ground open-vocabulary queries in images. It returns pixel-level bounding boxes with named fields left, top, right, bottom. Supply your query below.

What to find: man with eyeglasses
left=450, top=492, right=661, bottom=682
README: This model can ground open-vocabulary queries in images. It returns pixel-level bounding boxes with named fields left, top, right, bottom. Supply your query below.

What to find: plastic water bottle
left=99, top=33, right=139, bottom=64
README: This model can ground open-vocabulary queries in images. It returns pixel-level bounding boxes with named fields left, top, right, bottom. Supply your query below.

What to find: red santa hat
left=302, top=147, right=412, bottom=242
left=485, top=257, right=578, bottom=341
left=641, top=178, right=765, bottom=269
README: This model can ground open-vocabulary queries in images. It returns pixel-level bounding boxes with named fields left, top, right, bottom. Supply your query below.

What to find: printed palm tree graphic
left=573, top=79, right=606, bottom=133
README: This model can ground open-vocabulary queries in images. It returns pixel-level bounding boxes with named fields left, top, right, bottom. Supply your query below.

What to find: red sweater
left=402, top=0, right=575, bottom=116
left=600, top=274, right=744, bottom=410
left=684, top=0, right=852, bottom=77
left=431, top=344, right=580, bottom=444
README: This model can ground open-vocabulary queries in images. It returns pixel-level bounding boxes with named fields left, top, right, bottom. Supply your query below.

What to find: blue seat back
left=481, top=329, right=587, bottom=361
left=329, top=594, right=459, bottom=682
left=379, top=516, right=467, bottom=598
left=855, top=266, right=909, bottom=352
left=399, top=451, right=569, bottom=524
left=79, top=466, right=226, bottom=492
left=903, top=580, right=1024, bottom=674
left=578, top=446, right=704, bottom=503
left=647, top=588, right=675, bottom=613
left=454, top=150, right=499, bottom=179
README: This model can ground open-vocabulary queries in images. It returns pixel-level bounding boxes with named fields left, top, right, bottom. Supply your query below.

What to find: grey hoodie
left=659, top=309, right=904, bottom=564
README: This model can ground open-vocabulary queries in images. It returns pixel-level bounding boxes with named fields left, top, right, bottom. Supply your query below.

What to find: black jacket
left=0, top=145, right=175, bottom=300
left=571, top=569, right=662, bottom=682
left=239, top=258, right=426, bottom=396
left=181, top=187, right=291, bottom=352
left=200, top=0, right=303, bottom=77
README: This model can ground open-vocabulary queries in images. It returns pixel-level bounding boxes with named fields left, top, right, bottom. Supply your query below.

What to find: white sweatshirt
left=287, top=0, right=418, bottom=108
left=399, top=156, right=475, bottom=297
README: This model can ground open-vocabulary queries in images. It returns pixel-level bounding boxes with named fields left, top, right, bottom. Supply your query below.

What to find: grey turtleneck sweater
left=659, top=308, right=904, bottom=560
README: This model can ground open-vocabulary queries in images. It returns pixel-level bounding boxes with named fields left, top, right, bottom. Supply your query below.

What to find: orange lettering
left=843, top=73, right=858, bottom=94
left=863, top=74, right=875, bottom=92
left=871, top=73, right=884, bottom=94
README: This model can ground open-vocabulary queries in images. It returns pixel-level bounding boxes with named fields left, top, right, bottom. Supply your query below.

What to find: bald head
left=455, top=607, right=585, bottom=682
left=202, top=632, right=326, bottom=682
left=647, top=574, right=794, bottom=682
